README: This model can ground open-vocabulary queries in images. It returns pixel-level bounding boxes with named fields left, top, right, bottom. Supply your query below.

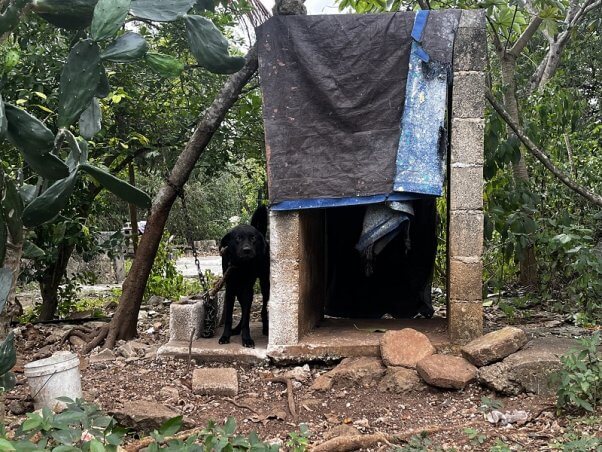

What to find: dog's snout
left=241, top=246, right=253, bottom=255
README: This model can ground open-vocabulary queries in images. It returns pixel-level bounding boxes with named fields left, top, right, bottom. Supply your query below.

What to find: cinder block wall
left=268, top=10, right=486, bottom=348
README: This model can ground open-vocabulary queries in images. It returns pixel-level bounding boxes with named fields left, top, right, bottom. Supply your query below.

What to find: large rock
left=192, top=368, right=238, bottom=396
left=478, top=337, right=579, bottom=396
left=417, top=355, right=477, bottom=389
left=378, top=367, right=426, bottom=393
left=461, top=327, right=528, bottom=366
left=111, top=401, right=183, bottom=431
left=380, top=329, right=436, bottom=368
left=326, top=357, right=386, bottom=388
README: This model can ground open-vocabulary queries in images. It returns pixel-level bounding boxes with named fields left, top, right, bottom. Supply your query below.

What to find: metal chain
left=171, top=182, right=209, bottom=291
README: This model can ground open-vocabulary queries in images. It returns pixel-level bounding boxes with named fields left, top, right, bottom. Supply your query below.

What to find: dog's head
left=220, top=225, right=266, bottom=264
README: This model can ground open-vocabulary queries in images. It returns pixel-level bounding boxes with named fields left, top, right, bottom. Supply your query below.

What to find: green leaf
left=4, top=103, right=55, bottom=156
left=22, top=416, right=42, bottom=432
left=195, top=0, right=214, bottom=11
left=79, top=164, right=151, bottom=209
left=22, top=240, right=45, bottom=259
left=32, top=0, right=97, bottom=29
left=101, top=32, right=148, bottom=63
left=0, top=438, right=16, bottom=451
left=23, top=151, right=70, bottom=180
left=223, top=416, right=236, bottom=435
left=184, top=15, right=245, bottom=74
left=79, top=98, right=102, bottom=139
left=91, top=0, right=131, bottom=41
left=0, top=268, right=13, bottom=314
left=159, top=416, right=183, bottom=436
left=21, top=172, right=78, bottom=227
left=145, top=52, right=185, bottom=78
left=89, top=439, right=106, bottom=452
left=0, top=95, right=7, bottom=138
left=130, top=0, right=196, bottom=21
left=0, top=214, right=5, bottom=266
left=58, top=39, right=102, bottom=128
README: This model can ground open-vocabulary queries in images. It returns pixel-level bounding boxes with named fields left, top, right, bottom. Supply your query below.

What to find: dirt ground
left=6, top=295, right=602, bottom=450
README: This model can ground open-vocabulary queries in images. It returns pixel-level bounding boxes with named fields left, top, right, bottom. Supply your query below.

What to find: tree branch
left=486, top=91, right=602, bottom=208
left=507, top=15, right=543, bottom=57
left=486, top=15, right=504, bottom=52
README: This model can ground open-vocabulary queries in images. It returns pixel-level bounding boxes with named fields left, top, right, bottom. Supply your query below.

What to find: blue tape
left=411, top=10, right=429, bottom=42
left=270, top=192, right=430, bottom=211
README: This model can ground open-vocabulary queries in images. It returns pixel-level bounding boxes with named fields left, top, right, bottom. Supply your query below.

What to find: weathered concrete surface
left=462, top=326, right=528, bottom=367
left=478, top=337, right=581, bottom=396
left=378, top=367, right=426, bottom=393
left=111, top=401, right=188, bottom=431
left=451, top=72, right=486, bottom=119
left=192, top=368, right=238, bottom=396
left=453, top=25, right=488, bottom=72
left=380, top=328, right=436, bottom=368
left=451, top=119, right=484, bottom=166
left=448, top=258, right=482, bottom=302
left=450, top=166, right=483, bottom=211
left=417, top=354, right=477, bottom=389
left=169, top=302, right=203, bottom=342
left=449, top=212, right=484, bottom=258
left=325, top=357, right=386, bottom=388
left=448, top=302, right=484, bottom=345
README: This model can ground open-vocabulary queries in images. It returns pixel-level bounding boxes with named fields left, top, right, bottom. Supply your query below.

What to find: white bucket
left=24, top=351, right=82, bottom=411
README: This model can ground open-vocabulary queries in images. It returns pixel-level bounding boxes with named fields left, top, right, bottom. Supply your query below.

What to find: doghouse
left=262, top=9, right=486, bottom=358
left=161, top=9, right=486, bottom=362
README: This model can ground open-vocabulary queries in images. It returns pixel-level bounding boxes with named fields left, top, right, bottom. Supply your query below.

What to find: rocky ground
left=5, top=294, right=602, bottom=451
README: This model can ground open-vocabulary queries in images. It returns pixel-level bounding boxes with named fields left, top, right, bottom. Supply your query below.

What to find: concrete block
left=269, top=210, right=300, bottom=260
left=449, top=211, right=484, bottom=258
left=270, top=257, right=300, bottom=306
left=268, top=301, right=300, bottom=346
left=169, top=302, right=203, bottom=342
left=458, top=9, right=486, bottom=28
left=451, top=118, right=484, bottom=165
left=452, top=72, right=486, bottom=119
left=450, top=166, right=483, bottom=211
left=453, top=26, right=487, bottom=72
left=448, top=258, right=483, bottom=302
left=448, top=301, right=483, bottom=344
left=192, top=368, right=238, bottom=396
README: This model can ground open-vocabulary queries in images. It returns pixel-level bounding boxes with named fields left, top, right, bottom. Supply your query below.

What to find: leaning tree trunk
left=101, top=46, right=259, bottom=349
left=38, top=241, right=76, bottom=321
left=0, top=239, right=23, bottom=337
left=500, top=55, right=538, bottom=287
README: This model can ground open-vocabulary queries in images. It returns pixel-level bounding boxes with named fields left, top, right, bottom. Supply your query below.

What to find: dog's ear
left=220, top=232, right=233, bottom=251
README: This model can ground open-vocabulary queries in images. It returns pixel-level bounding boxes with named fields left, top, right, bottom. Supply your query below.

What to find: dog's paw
left=218, top=336, right=231, bottom=344
left=242, top=338, right=255, bottom=348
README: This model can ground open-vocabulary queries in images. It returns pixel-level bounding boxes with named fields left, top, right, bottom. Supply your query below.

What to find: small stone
left=110, top=401, right=184, bottom=432
left=116, top=342, right=137, bottom=359
left=89, top=348, right=116, bottom=363
left=192, top=368, right=238, bottom=396
left=283, top=364, right=311, bottom=382
left=147, top=295, right=165, bottom=307
left=461, top=327, right=528, bottom=367
left=159, top=387, right=180, bottom=400
left=378, top=367, right=426, bottom=393
left=417, top=354, right=477, bottom=390
left=326, top=357, right=386, bottom=388
left=9, top=400, right=33, bottom=415
left=311, top=374, right=333, bottom=392
left=69, top=336, right=86, bottom=347
left=380, top=329, right=436, bottom=368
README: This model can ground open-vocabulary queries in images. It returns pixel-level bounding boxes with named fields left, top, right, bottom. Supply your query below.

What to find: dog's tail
left=250, top=205, right=268, bottom=237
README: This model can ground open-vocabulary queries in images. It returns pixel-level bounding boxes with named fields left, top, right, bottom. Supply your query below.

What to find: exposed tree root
left=61, top=326, right=94, bottom=344
left=224, top=397, right=260, bottom=415
left=82, top=325, right=109, bottom=354
left=266, top=376, right=297, bottom=420
left=125, top=426, right=206, bottom=451
left=311, top=421, right=482, bottom=452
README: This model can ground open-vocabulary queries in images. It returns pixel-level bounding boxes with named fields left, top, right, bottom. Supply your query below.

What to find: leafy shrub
left=553, top=332, right=602, bottom=413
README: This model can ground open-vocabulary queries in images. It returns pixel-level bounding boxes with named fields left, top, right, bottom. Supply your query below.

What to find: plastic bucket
left=24, top=351, right=82, bottom=411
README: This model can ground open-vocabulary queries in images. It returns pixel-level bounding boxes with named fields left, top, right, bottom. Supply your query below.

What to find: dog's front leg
left=219, top=287, right=236, bottom=344
left=239, top=290, right=254, bottom=348
left=259, top=271, right=270, bottom=336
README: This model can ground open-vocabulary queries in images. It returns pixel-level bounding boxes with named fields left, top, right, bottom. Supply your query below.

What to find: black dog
left=218, top=206, right=269, bottom=348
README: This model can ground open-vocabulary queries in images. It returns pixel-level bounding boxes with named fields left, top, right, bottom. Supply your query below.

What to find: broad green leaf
left=0, top=438, right=16, bottom=451
left=21, top=172, right=78, bottom=227
left=32, top=0, right=97, bottom=29
left=145, top=52, right=185, bottom=77
left=195, top=0, right=214, bottom=11
left=58, top=39, right=102, bottom=128
left=23, top=240, right=45, bottom=259
left=80, top=164, right=151, bottom=208
left=159, top=416, right=183, bottom=436
left=89, top=439, right=106, bottom=452
left=21, top=415, right=42, bottom=432
left=184, top=15, right=245, bottom=74
left=23, top=151, right=70, bottom=180
left=79, top=98, right=102, bottom=139
left=19, top=184, right=37, bottom=205
left=101, top=32, right=148, bottom=63
left=2, top=177, right=24, bottom=243
left=96, top=66, right=110, bottom=98
left=223, top=416, right=236, bottom=435
left=130, top=0, right=195, bottom=21
left=4, top=103, right=54, bottom=155
left=91, top=0, right=131, bottom=41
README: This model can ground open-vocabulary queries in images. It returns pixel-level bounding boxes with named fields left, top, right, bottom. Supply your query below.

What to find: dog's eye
left=250, top=236, right=256, bottom=242
left=236, top=237, right=242, bottom=243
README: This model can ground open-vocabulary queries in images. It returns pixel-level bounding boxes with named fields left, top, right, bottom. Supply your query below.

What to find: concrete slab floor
left=159, top=318, right=450, bottom=364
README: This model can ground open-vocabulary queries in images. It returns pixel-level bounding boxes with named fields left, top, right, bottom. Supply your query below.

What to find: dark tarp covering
left=257, top=11, right=462, bottom=206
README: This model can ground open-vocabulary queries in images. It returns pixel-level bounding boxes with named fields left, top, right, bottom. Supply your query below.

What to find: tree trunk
left=0, top=239, right=23, bottom=338
left=128, top=163, right=139, bottom=254
left=104, top=46, right=259, bottom=348
left=500, top=55, right=538, bottom=287
left=38, top=241, right=76, bottom=321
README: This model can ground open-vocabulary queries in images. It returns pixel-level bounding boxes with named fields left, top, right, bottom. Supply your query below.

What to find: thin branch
left=503, top=6, right=519, bottom=55
left=507, top=15, right=543, bottom=57
left=486, top=91, right=602, bottom=208
left=486, top=15, right=504, bottom=52
left=583, top=0, right=601, bottom=16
